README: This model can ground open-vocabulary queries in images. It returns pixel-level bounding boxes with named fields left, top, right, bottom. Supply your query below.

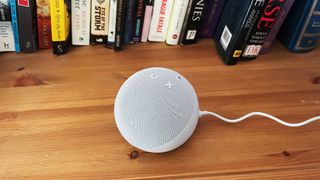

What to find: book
left=91, top=0, right=110, bottom=44
left=36, top=0, right=52, bottom=49
left=124, top=0, right=137, bottom=44
left=114, top=0, right=126, bottom=51
left=166, top=0, right=190, bottom=45
left=0, top=0, right=15, bottom=52
left=278, top=0, right=320, bottom=52
left=148, top=0, right=174, bottom=42
left=71, top=0, right=91, bottom=45
left=9, top=0, right=21, bottom=52
left=199, top=0, right=225, bottom=38
left=108, top=0, right=117, bottom=44
left=141, top=0, right=154, bottom=42
left=50, top=0, right=71, bottom=55
left=242, top=0, right=287, bottom=59
left=179, top=0, right=208, bottom=45
left=214, top=0, right=266, bottom=65
left=260, top=0, right=295, bottom=54
left=132, top=0, right=145, bottom=42
left=17, top=0, right=38, bottom=52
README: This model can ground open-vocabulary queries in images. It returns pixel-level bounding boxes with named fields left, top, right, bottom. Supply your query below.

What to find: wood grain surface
left=0, top=39, right=320, bottom=179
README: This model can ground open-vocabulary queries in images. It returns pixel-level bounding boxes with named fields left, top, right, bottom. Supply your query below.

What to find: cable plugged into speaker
left=199, top=111, right=320, bottom=127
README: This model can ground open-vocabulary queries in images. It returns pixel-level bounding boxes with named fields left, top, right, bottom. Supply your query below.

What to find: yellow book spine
left=50, top=0, right=70, bottom=41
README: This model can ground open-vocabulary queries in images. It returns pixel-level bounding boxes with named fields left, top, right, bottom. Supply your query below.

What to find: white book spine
left=148, top=0, right=174, bottom=42
left=0, top=0, right=15, bottom=52
left=166, top=0, right=189, bottom=45
left=72, top=0, right=91, bottom=45
left=91, top=0, right=110, bottom=42
left=108, top=0, right=117, bottom=43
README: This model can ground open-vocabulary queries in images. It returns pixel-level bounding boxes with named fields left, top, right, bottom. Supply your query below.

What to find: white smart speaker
left=114, top=67, right=320, bottom=153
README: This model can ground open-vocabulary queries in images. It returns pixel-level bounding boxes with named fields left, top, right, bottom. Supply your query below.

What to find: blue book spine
left=9, top=0, right=20, bottom=52
left=278, top=0, right=320, bottom=52
left=124, top=0, right=136, bottom=45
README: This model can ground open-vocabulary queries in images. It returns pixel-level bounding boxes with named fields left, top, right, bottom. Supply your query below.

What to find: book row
left=0, top=0, right=319, bottom=65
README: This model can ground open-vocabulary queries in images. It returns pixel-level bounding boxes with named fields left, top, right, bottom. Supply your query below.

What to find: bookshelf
left=0, top=39, right=320, bottom=179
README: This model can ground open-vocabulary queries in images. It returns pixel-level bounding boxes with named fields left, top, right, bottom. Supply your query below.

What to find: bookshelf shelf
left=0, top=39, right=320, bottom=179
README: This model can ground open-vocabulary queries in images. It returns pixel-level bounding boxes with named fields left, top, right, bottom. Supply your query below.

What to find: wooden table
left=1, top=40, right=320, bottom=179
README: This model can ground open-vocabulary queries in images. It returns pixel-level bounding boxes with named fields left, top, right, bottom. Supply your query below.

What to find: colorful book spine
left=71, top=0, right=91, bottom=45
left=179, top=0, right=208, bottom=45
left=108, top=0, right=117, bottom=44
left=114, top=0, right=126, bottom=51
left=278, top=0, right=320, bottom=52
left=148, top=0, right=174, bottom=42
left=166, top=0, right=190, bottom=45
left=9, top=0, right=20, bottom=52
left=0, top=0, right=15, bottom=52
left=242, top=0, right=286, bottom=59
left=124, top=0, right=137, bottom=44
left=91, top=0, right=109, bottom=44
left=36, top=0, right=52, bottom=49
left=141, top=0, right=154, bottom=42
left=199, top=0, right=225, bottom=38
left=260, top=0, right=295, bottom=54
left=50, top=0, right=71, bottom=55
left=17, top=0, right=38, bottom=52
left=132, top=0, right=145, bottom=42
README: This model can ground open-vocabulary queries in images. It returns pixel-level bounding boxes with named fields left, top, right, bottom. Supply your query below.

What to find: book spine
left=242, top=0, right=287, bottom=58
left=199, top=0, right=225, bottom=38
left=17, top=0, right=38, bottom=52
left=260, top=0, right=295, bottom=54
left=91, top=0, right=110, bottom=44
left=50, top=0, right=71, bottom=55
left=0, top=0, right=15, bottom=52
left=291, top=0, right=320, bottom=52
left=132, top=0, right=145, bottom=42
left=72, top=0, right=91, bottom=45
left=9, top=0, right=21, bottom=52
left=141, top=0, right=153, bottom=42
left=148, top=0, right=174, bottom=42
left=179, top=0, right=208, bottom=45
left=166, top=0, right=189, bottom=45
left=227, top=0, right=266, bottom=62
left=108, top=0, right=117, bottom=44
left=124, top=0, right=137, bottom=44
left=114, top=0, right=126, bottom=51
left=36, top=0, right=52, bottom=49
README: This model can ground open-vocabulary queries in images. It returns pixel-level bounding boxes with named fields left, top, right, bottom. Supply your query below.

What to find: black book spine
left=179, top=0, right=208, bottom=45
left=16, top=0, right=38, bottom=52
left=242, top=0, right=287, bottom=59
left=229, top=0, right=267, bottom=62
left=114, top=0, right=127, bottom=51
left=132, top=0, right=145, bottom=42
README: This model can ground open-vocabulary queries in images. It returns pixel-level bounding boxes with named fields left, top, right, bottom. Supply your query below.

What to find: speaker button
left=165, top=81, right=173, bottom=89
left=150, top=74, right=158, bottom=78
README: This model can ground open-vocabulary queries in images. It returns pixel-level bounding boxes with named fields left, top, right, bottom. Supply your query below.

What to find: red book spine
left=36, top=0, right=52, bottom=49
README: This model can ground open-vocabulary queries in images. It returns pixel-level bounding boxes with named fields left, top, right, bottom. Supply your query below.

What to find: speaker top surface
left=114, top=67, right=199, bottom=152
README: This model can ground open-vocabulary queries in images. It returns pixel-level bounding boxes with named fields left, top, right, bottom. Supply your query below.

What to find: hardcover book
left=141, top=0, right=154, bottom=42
left=36, top=0, right=52, bottom=49
left=0, top=0, right=15, bottom=52
left=214, top=0, right=266, bottom=65
left=72, top=0, right=91, bottom=45
left=9, top=0, right=20, bottom=52
left=17, top=0, right=38, bottom=52
left=199, top=0, right=225, bottom=38
left=114, top=0, right=126, bottom=51
left=148, top=0, right=174, bottom=42
left=166, top=0, right=190, bottom=45
left=278, top=0, right=320, bottom=52
left=50, top=0, right=71, bottom=55
left=242, top=0, right=287, bottom=59
left=260, top=0, right=295, bottom=54
left=179, top=0, right=208, bottom=45
left=124, top=0, right=137, bottom=44
left=108, top=0, right=117, bottom=44
left=132, top=0, right=145, bottom=42
left=91, top=0, right=110, bottom=44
